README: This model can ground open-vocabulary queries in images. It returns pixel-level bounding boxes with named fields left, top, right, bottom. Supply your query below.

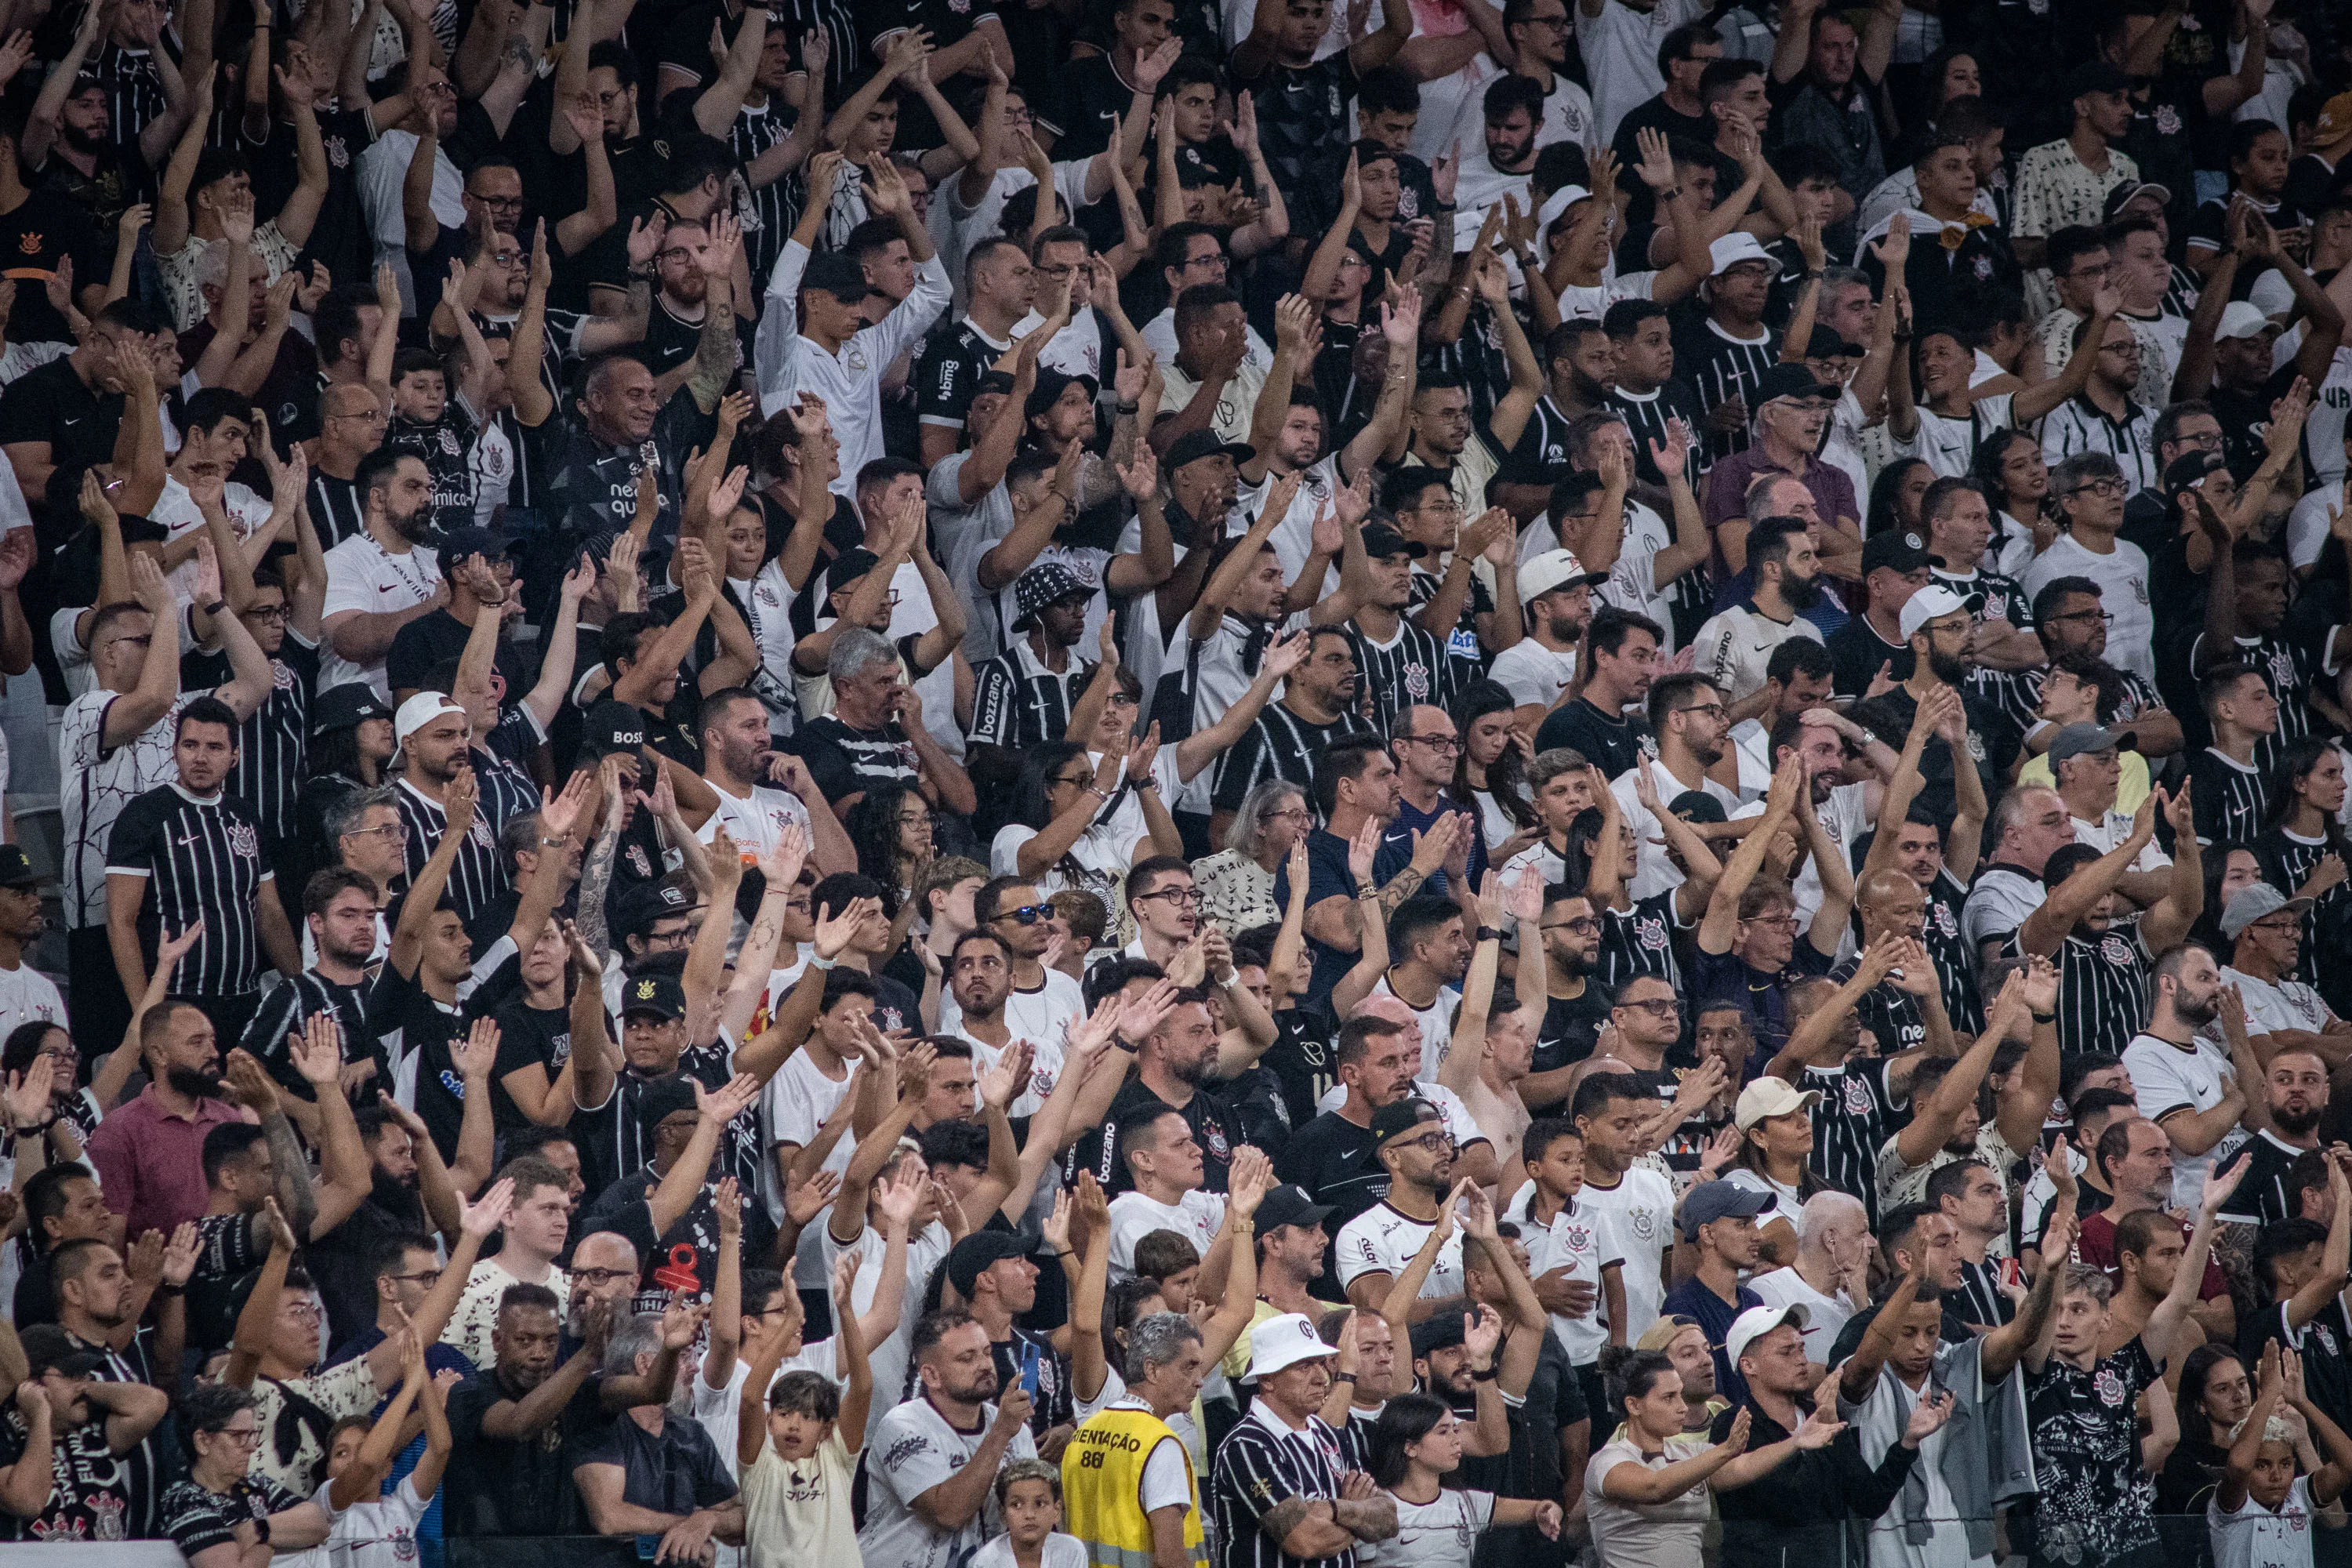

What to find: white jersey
left=1489, top=638, right=1577, bottom=713
left=0, top=961, right=67, bottom=1042
left=1334, top=1199, right=1465, bottom=1302
left=320, top=534, right=441, bottom=699
left=1584, top=0, right=1699, bottom=143
left=823, top=1219, right=954, bottom=1441
left=1505, top=1186, right=1621, bottom=1364
left=1359, top=1486, right=1496, bottom=1568
left=695, top=779, right=813, bottom=862
left=2123, top=1030, right=2250, bottom=1210
left=937, top=967, right=1084, bottom=1054
left=2017, top=532, right=2156, bottom=684
left=857, top=1393, right=1038, bottom=1568
left=1746, top=1265, right=1857, bottom=1363
left=58, top=689, right=199, bottom=929
left=1105, top=1188, right=1226, bottom=1279
left=151, top=476, right=273, bottom=605
left=2209, top=1475, right=2318, bottom=1568
left=1570, top=1165, right=1676, bottom=1341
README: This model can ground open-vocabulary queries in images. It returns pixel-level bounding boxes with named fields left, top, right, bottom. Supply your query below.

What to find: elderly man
left=1747, top=1190, right=1871, bottom=1359
left=2048, top=722, right=2171, bottom=907
left=573, top=1311, right=746, bottom=1559
left=1210, top=1313, right=1397, bottom=1564
left=1702, top=365, right=1860, bottom=576
left=1062, top=1311, right=1214, bottom=1568
left=789, top=626, right=976, bottom=818
left=2213, top=884, right=2347, bottom=1076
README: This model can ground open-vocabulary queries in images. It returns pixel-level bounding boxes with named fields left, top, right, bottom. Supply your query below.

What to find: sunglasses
left=996, top=904, right=1051, bottom=925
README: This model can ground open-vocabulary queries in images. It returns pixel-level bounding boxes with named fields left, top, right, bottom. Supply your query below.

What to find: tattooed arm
left=577, top=760, right=626, bottom=964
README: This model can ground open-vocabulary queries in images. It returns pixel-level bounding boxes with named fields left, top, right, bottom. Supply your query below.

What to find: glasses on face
left=2177, top=430, right=2223, bottom=451
left=1052, top=772, right=1094, bottom=791
left=895, top=814, right=931, bottom=829
left=243, top=604, right=288, bottom=622
left=213, top=1425, right=263, bottom=1448
left=343, top=821, right=407, bottom=842
left=1619, top=996, right=1682, bottom=1016
left=1402, top=733, right=1461, bottom=753
left=332, top=408, right=389, bottom=425
left=1543, top=916, right=1601, bottom=935
left=283, top=1300, right=323, bottom=1319
left=996, top=904, right=1052, bottom=925
left=1136, top=887, right=1203, bottom=909
left=570, top=1266, right=635, bottom=1287
left=2067, top=478, right=2127, bottom=499
left=1676, top=703, right=1728, bottom=722
left=1399, top=1131, right=1456, bottom=1152
left=2252, top=918, right=2303, bottom=935
left=385, top=1268, right=444, bottom=1287
left=1267, top=807, right=1312, bottom=822
left=2045, top=608, right=2115, bottom=627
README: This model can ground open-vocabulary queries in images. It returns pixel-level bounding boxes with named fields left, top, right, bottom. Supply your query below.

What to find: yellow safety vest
left=1060, top=1404, right=1211, bottom=1568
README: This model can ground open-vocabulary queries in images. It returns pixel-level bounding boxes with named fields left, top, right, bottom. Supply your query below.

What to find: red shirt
left=2074, top=1207, right=2227, bottom=1301
left=84, top=1087, right=248, bottom=1240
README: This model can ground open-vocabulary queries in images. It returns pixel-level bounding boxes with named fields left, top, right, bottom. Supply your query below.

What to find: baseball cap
left=1370, top=1097, right=1445, bottom=1146
left=2045, top=722, right=2136, bottom=770
left=1518, top=548, right=1607, bottom=604
left=1733, top=1076, right=1820, bottom=1132
left=1026, top=368, right=1099, bottom=419
left=18, top=1324, right=107, bottom=1381
left=946, top=1230, right=1035, bottom=1297
left=394, top=691, right=466, bottom=746
left=583, top=699, right=648, bottom=757
left=1537, top=183, right=1591, bottom=230
left=1896, top=583, right=1981, bottom=641
left=1256, top=1183, right=1334, bottom=1234
left=1164, top=430, right=1255, bottom=470
left=314, top=683, right=390, bottom=734
left=1724, top=1303, right=1810, bottom=1369
left=2216, top=301, right=2276, bottom=341
left=826, top=547, right=884, bottom=598
left=1408, top=1314, right=1467, bottom=1357
left=1804, top=326, right=1861, bottom=360
left=1246, top=1312, right=1341, bottom=1380
left=2319, top=92, right=2352, bottom=144
left=1359, top=521, right=1429, bottom=563
left=801, top=252, right=871, bottom=303
left=2163, top=450, right=2229, bottom=495
left=1750, top=363, right=1836, bottom=405
left=2100, top=181, right=2175, bottom=222
left=0, top=845, right=48, bottom=891
left=1680, top=1179, right=1773, bottom=1240
left=637, top=1075, right=700, bottom=1127
left=617, top=971, right=688, bottom=1022
left=2220, top=882, right=2316, bottom=940
left=438, top=524, right=510, bottom=568
left=615, top=877, right=695, bottom=940
left=1861, top=529, right=1931, bottom=576
left=1667, top=789, right=1728, bottom=826
left=2064, top=61, right=2132, bottom=100
left=1634, top=1314, right=1702, bottom=1352
left=1707, top=233, right=1782, bottom=278
left=1011, top=562, right=1093, bottom=632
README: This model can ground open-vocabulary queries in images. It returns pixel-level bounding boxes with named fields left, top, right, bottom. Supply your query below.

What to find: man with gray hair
left=789, top=625, right=977, bottom=817
left=571, top=1305, right=746, bottom=1560
left=1062, top=1311, right=1214, bottom=1568
left=1746, top=1189, right=1869, bottom=1361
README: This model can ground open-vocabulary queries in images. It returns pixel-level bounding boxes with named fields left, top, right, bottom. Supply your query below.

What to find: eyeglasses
left=1740, top=913, right=1800, bottom=930
left=1053, top=773, right=1095, bottom=791
left=1543, top=916, right=1600, bottom=934
left=212, top=1425, right=263, bottom=1447
left=1397, top=1131, right=1456, bottom=1152
left=1675, top=703, right=1728, bottom=721
left=384, top=1268, right=444, bottom=1287
left=570, top=1266, right=636, bottom=1287
left=242, top=604, right=288, bottom=622
left=2250, top=917, right=2303, bottom=935
left=895, top=814, right=931, bottom=828
left=1135, top=888, right=1203, bottom=908
left=332, top=408, right=389, bottom=424
left=1617, top=996, right=1682, bottom=1016
left=343, top=822, right=407, bottom=842
left=282, top=1300, right=322, bottom=1319
left=1266, top=807, right=1312, bottom=822
left=474, top=194, right=524, bottom=212
left=2042, top=608, right=2114, bottom=627
left=996, top=903, right=1052, bottom=925
left=2066, top=479, right=2127, bottom=499
left=1400, top=734, right=1461, bottom=753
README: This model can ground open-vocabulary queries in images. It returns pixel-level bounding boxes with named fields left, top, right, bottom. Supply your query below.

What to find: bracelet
left=1135, top=775, right=1158, bottom=792
left=157, top=1281, right=185, bottom=1297
left=2031, top=1009, right=2056, bottom=1023
left=1471, top=1366, right=1498, bottom=1382
left=810, top=953, right=838, bottom=971
left=200, top=600, right=227, bottom=618
left=1328, top=1500, right=1342, bottom=1526
left=1054, top=1248, right=1076, bottom=1259
left=1116, top=400, right=1140, bottom=414
left=1356, top=886, right=1381, bottom=899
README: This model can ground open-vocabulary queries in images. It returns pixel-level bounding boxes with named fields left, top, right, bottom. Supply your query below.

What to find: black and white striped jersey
left=306, top=469, right=368, bottom=550
left=396, top=779, right=508, bottom=932
left=1347, top=615, right=1457, bottom=731
left=1210, top=1402, right=1352, bottom=1568
left=1673, top=318, right=1781, bottom=467
left=472, top=728, right=544, bottom=833
left=727, top=99, right=800, bottom=287
left=1929, top=564, right=2035, bottom=731
left=180, top=637, right=317, bottom=846
left=968, top=643, right=1092, bottom=752
left=1213, top=702, right=1377, bottom=812
left=2216, top=1127, right=2311, bottom=1228
left=2001, top=914, right=2152, bottom=1058
left=1954, top=1257, right=2015, bottom=1327
left=2187, top=630, right=2321, bottom=763
left=1796, top=1054, right=1904, bottom=1221
left=1921, top=865, right=1986, bottom=1034
left=2254, top=826, right=2350, bottom=996
left=105, top=784, right=275, bottom=998
left=93, top=42, right=169, bottom=162
left=238, top=969, right=385, bottom=1100
left=1604, top=380, right=1707, bottom=488
left=2038, top=393, right=2159, bottom=493
left=564, top=1039, right=754, bottom=1200
left=1598, top=892, right=1682, bottom=991
left=2188, top=748, right=2269, bottom=848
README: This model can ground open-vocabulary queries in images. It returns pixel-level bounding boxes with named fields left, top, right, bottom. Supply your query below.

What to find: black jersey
left=1671, top=315, right=1781, bottom=468
left=104, top=784, right=275, bottom=998
left=2001, top=915, right=2154, bottom=1059
left=239, top=969, right=386, bottom=1104
left=179, top=637, right=316, bottom=847
left=1213, top=703, right=1377, bottom=811
left=2187, top=748, right=2268, bottom=847
left=386, top=399, right=483, bottom=537
left=396, top=779, right=510, bottom=933
left=967, top=646, right=1094, bottom=753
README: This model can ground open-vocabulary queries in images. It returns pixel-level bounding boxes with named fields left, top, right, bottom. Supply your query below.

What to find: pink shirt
left=84, top=1088, right=249, bottom=1240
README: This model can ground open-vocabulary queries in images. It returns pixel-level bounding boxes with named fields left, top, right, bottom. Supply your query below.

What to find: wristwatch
left=201, top=599, right=227, bottom=618
left=1473, top=924, right=1501, bottom=944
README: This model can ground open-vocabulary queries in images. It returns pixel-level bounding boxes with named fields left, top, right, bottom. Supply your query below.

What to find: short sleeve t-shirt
left=856, top=1395, right=1039, bottom=1568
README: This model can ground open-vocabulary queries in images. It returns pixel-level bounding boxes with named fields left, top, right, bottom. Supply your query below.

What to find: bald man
left=308, top=382, right=390, bottom=549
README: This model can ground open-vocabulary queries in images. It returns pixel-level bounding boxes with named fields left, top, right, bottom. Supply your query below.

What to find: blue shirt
left=1375, top=790, right=1490, bottom=905
left=1661, top=1276, right=1764, bottom=1406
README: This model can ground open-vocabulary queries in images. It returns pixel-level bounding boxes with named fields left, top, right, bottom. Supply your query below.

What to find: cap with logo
left=1519, top=549, right=1609, bottom=604
left=2162, top=451, right=2229, bottom=495
left=2318, top=93, right=2352, bottom=143
left=1255, top=1183, right=1335, bottom=1234
left=314, top=684, right=391, bottom=734
left=1723, top=1303, right=1810, bottom=1368
left=1011, top=562, right=1094, bottom=632
left=438, top=524, right=513, bottom=568
left=1667, top=789, right=1728, bottom=826
left=1246, top=1312, right=1341, bottom=1379
left=1860, top=530, right=1931, bottom=577
left=1369, top=1097, right=1446, bottom=1146
left=1897, top=583, right=1983, bottom=641
left=18, top=1323, right=107, bottom=1381
left=584, top=699, right=649, bottom=758
left=616, top=878, right=695, bottom=941
left=1359, top=521, right=1430, bottom=563
left=2045, top=722, right=2136, bottom=770
left=618, top=971, right=688, bottom=1022
left=394, top=691, right=467, bottom=746
left=2220, top=882, right=2317, bottom=940
left=0, top=845, right=49, bottom=891
left=1634, top=1314, right=1702, bottom=1352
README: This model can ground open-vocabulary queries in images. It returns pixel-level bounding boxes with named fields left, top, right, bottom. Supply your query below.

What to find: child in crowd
left=972, top=1459, right=1087, bottom=1568
left=739, top=1254, right=870, bottom=1568
left=2212, top=1345, right=2352, bottom=1568
left=319, top=1330, right=452, bottom=1568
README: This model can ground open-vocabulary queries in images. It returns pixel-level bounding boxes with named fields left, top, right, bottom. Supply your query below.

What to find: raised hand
left=459, top=1175, right=515, bottom=1238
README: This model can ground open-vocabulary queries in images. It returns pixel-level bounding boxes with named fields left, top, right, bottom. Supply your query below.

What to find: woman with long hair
left=993, top=739, right=1182, bottom=942
left=1724, top=1081, right=1828, bottom=1234
left=1970, top=426, right=2053, bottom=576
left=2188, top=842, right=2265, bottom=953
left=1195, top=779, right=1311, bottom=935
left=2159, top=1344, right=2253, bottom=1522
left=720, top=494, right=805, bottom=738
left=1866, top=457, right=1934, bottom=539
left=1368, top=1392, right=1563, bottom=1563
left=1454, top=681, right=1538, bottom=855
left=2251, top=741, right=2352, bottom=1013
left=845, top=784, right=935, bottom=914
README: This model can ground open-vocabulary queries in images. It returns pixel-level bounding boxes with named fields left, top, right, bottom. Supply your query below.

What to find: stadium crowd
left=0, top=0, right=2350, bottom=1563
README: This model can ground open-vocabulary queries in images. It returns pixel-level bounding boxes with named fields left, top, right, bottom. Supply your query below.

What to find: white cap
left=2216, top=300, right=2276, bottom=341
left=394, top=691, right=467, bottom=746
left=1896, top=583, right=1980, bottom=641
left=2246, top=268, right=2293, bottom=319
left=1537, top=184, right=1591, bottom=230
left=1708, top=233, right=1782, bottom=278
left=1246, top=1312, right=1339, bottom=1381
left=1519, top=548, right=1600, bottom=604
left=1724, top=1304, right=1809, bottom=1370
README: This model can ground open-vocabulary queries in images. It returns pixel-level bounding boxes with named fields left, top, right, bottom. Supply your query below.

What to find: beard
left=1168, top=1052, right=1209, bottom=1087
left=2173, top=990, right=2221, bottom=1028
left=1783, top=572, right=1822, bottom=611
left=369, top=1167, right=425, bottom=1221
left=390, top=503, right=438, bottom=545
left=165, top=1065, right=224, bottom=1100
left=1926, top=650, right=1972, bottom=688
left=62, top=121, right=104, bottom=154
left=2275, top=1102, right=2325, bottom=1138
left=1687, top=736, right=1724, bottom=766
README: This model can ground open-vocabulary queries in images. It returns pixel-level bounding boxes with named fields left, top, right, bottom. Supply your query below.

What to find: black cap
left=1359, top=521, right=1429, bottom=562
left=826, top=547, right=883, bottom=597
left=2164, top=450, right=2227, bottom=495
left=1370, top=1096, right=1444, bottom=1145
left=1256, top=1183, right=1334, bottom=1234
left=1027, top=368, right=1100, bottom=419
left=314, top=683, right=391, bottom=732
left=1804, top=326, right=1861, bottom=359
left=19, top=1324, right=107, bottom=1381
left=616, top=878, right=695, bottom=941
left=583, top=699, right=648, bottom=757
left=618, top=971, right=688, bottom=1022
left=974, top=369, right=1017, bottom=399
left=2065, top=61, right=2132, bottom=100
left=1163, top=430, right=1254, bottom=470
left=1408, top=1314, right=1467, bottom=1357
left=946, top=1230, right=1034, bottom=1296
left=802, top=252, right=872, bottom=302
left=1861, top=529, right=1931, bottom=575
left=1751, top=363, right=1836, bottom=405
left=438, top=524, right=511, bottom=568
left=637, top=1075, right=699, bottom=1127
left=1667, top=789, right=1728, bottom=826
left=0, top=846, right=45, bottom=891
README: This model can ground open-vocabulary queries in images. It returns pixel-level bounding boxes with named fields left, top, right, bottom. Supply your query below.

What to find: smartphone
left=1020, top=1341, right=1042, bottom=1400
left=1998, top=1257, right=2024, bottom=1291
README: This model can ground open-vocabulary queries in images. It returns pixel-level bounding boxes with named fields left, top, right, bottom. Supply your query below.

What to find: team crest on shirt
left=1562, top=1223, right=1590, bottom=1251
left=1626, top=1206, right=1657, bottom=1242
left=1398, top=187, right=1420, bottom=220
left=1934, top=902, right=1958, bottom=937
left=271, top=662, right=296, bottom=691
left=847, top=347, right=869, bottom=372
left=1327, top=84, right=1343, bottom=117
left=626, top=844, right=653, bottom=877
left=2270, top=649, right=2296, bottom=690
left=1635, top=914, right=1668, bottom=951
left=325, top=133, right=350, bottom=169
left=438, top=428, right=461, bottom=457
left=1843, top=1076, right=1873, bottom=1115
left=2093, top=1367, right=2127, bottom=1407
left=227, top=822, right=258, bottom=858
left=2100, top=935, right=2133, bottom=967
left=470, top=818, right=495, bottom=849
left=757, top=583, right=782, bottom=608
left=1965, top=731, right=1987, bottom=761
left=2319, top=1324, right=2342, bottom=1357
left=1204, top=1124, right=1230, bottom=1160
